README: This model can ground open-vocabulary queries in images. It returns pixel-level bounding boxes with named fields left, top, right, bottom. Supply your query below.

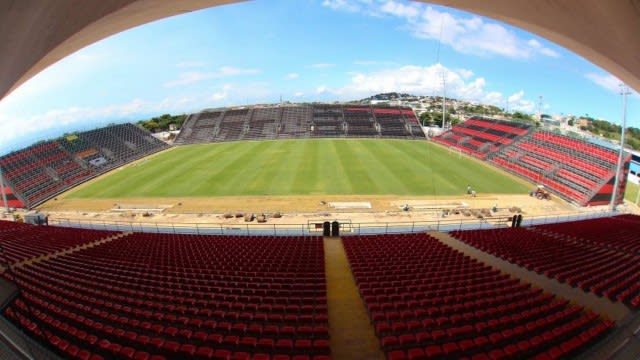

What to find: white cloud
left=380, top=0, right=420, bottom=18
left=456, top=68, right=474, bottom=79
left=163, top=72, right=215, bottom=87
left=163, top=66, right=260, bottom=87
left=294, top=92, right=305, bottom=97
left=506, top=90, right=535, bottom=112
left=313, top=63, right=538, bottom=113
left=1, top=49, right=107, bottom=110
left=217, top=66, right=260, bottom=77
left=324, top=0, right=561, bottom=59
left=0, top=96, right=199, bottom=151
left=321, top=0, right=373, bottom=13
left=308, top=63, right=336, bottom=69
left=330, top=64, right=485, bottom=98
left=285, top=73, right=299, bottom=80
left=483, top=91, right=503, bottom=104
left=585, top=72, right=622, bottom=93
left=527, top=39, right=560, bottom=58
left=210, top=85, right=231, bottom=101
left=508, top=90, right=524, bottom=103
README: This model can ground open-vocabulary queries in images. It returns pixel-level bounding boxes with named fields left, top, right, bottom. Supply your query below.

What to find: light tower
left=441, top=72, right=446, bottom=130
left=0, top=167, right=8, bottom=213
left=610, top=84, right=631, bottom=210
left=537, top=95, right=543, bottom=121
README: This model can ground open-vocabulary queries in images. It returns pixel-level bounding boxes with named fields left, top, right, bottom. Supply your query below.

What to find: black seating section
left=401, top=110, right=425, bottom=138
left=434, top=117, right=531, bottom=159
left=0, top=220, right=118, bottom=264
left=174, top=111, right=224, bottom=145
left=450, top=226, right=640, bottom=308
left=373, top=108, right=411, bottom=137
left=246, top=108, right=281, bottom=140
left=217, top=109, right=250, bottom=141
left=312, top=105, right=344, bottom=137
left=343, top=233, right=613, bottom=360
left=279, top=106, right=312, bottom=139
left=175, top=105, right=424, bottom=144
left=4, top=233, right=329, bottom=360
left=343, top=107, right=378, bottom=137
left=0, top=124, right=168, bottom=208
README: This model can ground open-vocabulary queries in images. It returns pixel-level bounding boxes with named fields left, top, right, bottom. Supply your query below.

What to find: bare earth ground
left=31, top=192, right=613, bottom=227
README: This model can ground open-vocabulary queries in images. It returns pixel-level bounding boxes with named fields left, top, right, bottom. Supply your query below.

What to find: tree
left=419, top=112, right=434, bottom=126
left=568, top=119, right=574, bottom=126
left=511, top=112, right=534, bottom=122
left=137, top=114, right=187, bottom=132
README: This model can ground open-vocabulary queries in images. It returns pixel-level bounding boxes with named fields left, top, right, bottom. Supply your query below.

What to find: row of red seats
left=0, top=221, right=117, bottom=263
left=521, top=156, right=552, bottom=172
left=492, top=157, right=543, bottom=182
left=532, top=132, right=617, bottom=164
left=373, top=109, right=402, bottom=115
left=518, top=142, right=610, bottom=179
left=26, top=262, right=326, bottom=310
left=555, top=169, right=596, bottom=190
left=0, top=142, right=60, bottom=166
left=7, top=301, right=328, bottom=360
left=541, top=178, right=588, bottom=203
left=454, top=127, right=503, bottom=143
left=434, top=137, right=487, bottom=159
left=342, top=233, right=611, bottom=359
left=4, top=160, right=43, bottom=178
left=4, top=232, right=329, bottom=359
left=535, top=215, right=640, bottom=255
left=63, top=170, right=95, bottom=186
left=450, top=227, right=640, bottom=307
left=36, top=151, right=68, bottom=165
left=465, top=118, right=529, bottom=136
left=55, top=161, right=84, bottom=176
left=493, top=155, right=589, bottom=202
left=12, top=172, right=51, bottom=190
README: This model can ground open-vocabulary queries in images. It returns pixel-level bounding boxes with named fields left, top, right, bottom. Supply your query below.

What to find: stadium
left=0, top=1, right=639, bottom=360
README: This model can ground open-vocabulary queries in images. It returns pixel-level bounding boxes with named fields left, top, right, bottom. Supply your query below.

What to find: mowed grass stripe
left=188, top=141, right=261, bottom=195
left=395, top=141, right=461, bottom=195
left=66, top=139, right=531, bottom=198
left=292, top=140, right=324, bottom=193
left=243, top=141, right=292, bottom=195
left=358, top=140, right=412, bottom=194
left=210, top=141, right=275, bottom=195
left=263, top=141, right=303, bottom=195
left=335, top=140, right=379, bottom=194
left=146, top=143, right=235, bottom=196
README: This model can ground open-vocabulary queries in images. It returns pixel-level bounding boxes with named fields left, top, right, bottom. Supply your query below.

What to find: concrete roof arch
left=0, top=0, right=639, bottom=100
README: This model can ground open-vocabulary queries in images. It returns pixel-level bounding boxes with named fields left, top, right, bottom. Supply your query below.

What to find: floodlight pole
left=610, top=84, right=630, bottom=210
left=441, top=73, right=446, bottom=130
left=0, top=166, right=8, bottom=213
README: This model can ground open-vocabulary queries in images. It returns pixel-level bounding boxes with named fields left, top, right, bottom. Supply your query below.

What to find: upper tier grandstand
left=433, top=116, right=630, bottom=207
left=173, top=104, right=424, bottom=145
left=0, top=123, right=168, bottom=209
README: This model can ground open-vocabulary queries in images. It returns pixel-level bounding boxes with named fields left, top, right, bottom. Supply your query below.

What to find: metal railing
left=48, top=209, right=619, bottom=236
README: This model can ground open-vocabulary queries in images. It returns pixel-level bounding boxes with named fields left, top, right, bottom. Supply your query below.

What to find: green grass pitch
left=68, top=139, right=531, bottom=198
left=625, top=181, right=639, bottom=203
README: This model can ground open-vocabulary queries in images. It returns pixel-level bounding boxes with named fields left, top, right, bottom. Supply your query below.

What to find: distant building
left=577, top=117, right=591, bottom=128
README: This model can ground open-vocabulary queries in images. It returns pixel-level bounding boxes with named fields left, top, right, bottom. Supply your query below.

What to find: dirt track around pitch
left=33, top=193, right=603, bottom=227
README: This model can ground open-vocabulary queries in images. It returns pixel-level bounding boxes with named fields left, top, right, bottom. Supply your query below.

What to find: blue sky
left=0, top=0, right=637, bottom=155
